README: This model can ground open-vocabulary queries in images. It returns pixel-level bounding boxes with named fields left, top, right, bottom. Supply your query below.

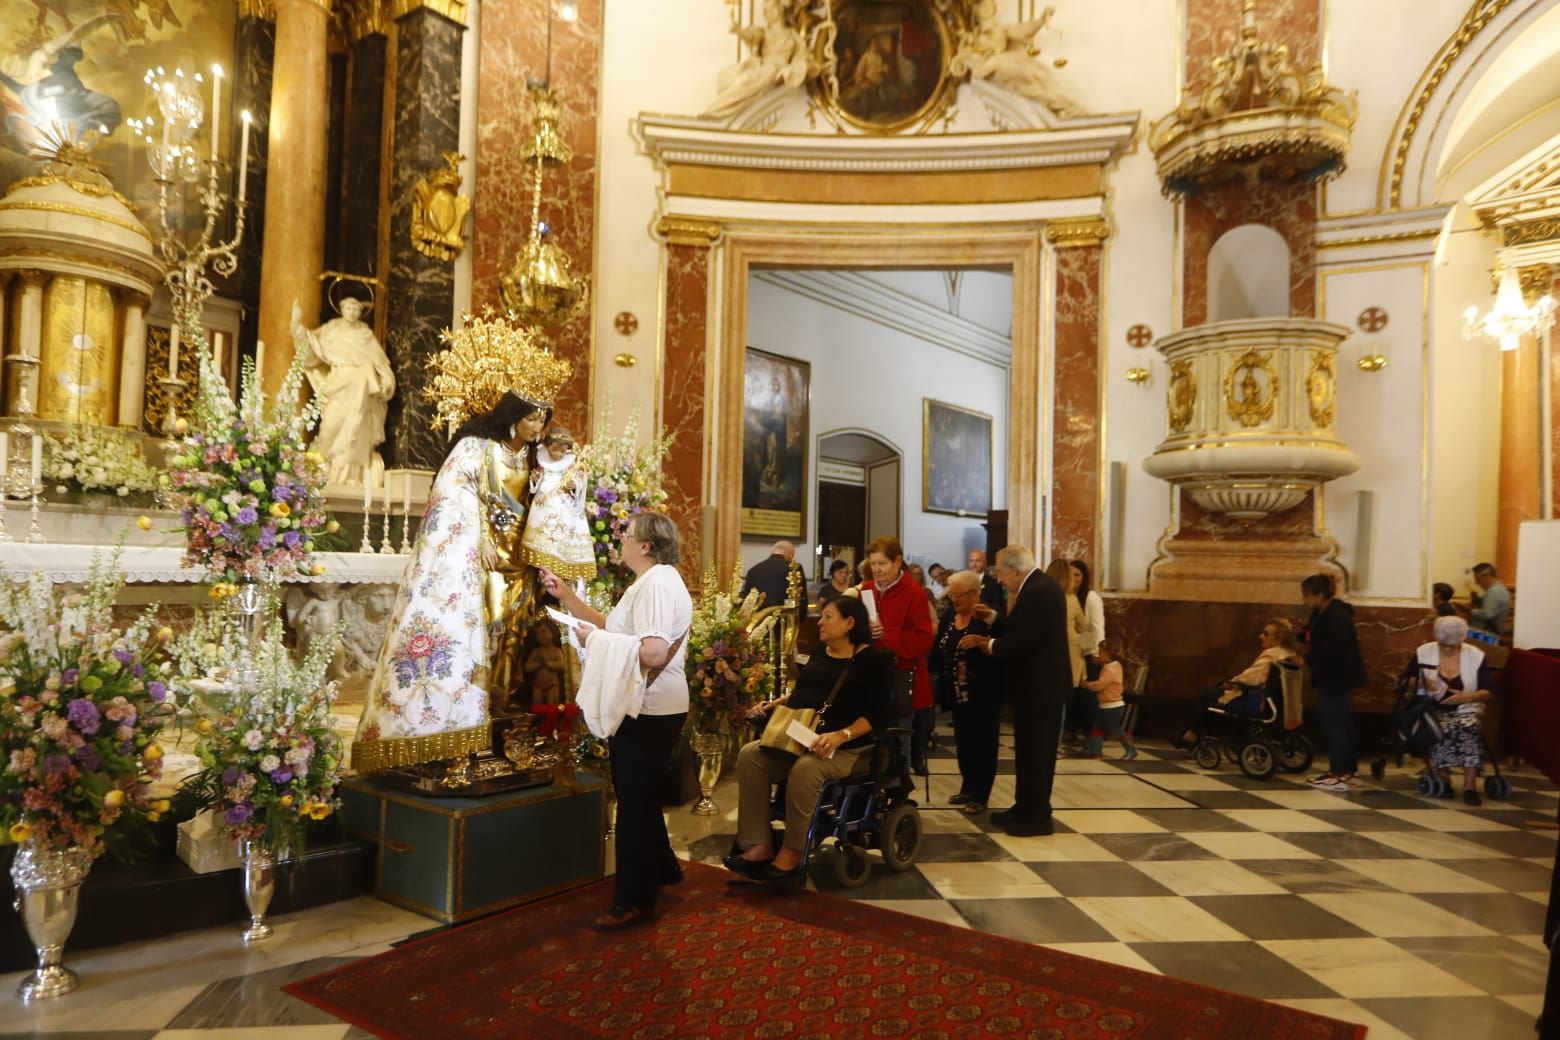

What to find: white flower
left=260, top=754, right=281, bottom=773
left=243, top=729, right=264, bottom=751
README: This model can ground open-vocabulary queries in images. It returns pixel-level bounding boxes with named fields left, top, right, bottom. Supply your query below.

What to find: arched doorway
left=816, top=429, right=903, bottom=576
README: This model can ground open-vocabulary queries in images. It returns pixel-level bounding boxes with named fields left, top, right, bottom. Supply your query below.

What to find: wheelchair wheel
left=830, top=845, right=873, bottom=889
left=1416, top=773, right=1437, bottom=796
left=1276, top=733, right=1314, bottom=774
left=1193, top=740, right=1222, bottom=770
left=1238, top=740, right=1277, bottom=780
left=1484, top=775, right=1512, bottom=801
left=1369, top=758, right=1386, bottom=781
left=880, top=803, right=923, bottom=872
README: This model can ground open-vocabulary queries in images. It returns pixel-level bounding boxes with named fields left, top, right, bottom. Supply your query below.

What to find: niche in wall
left=1207, top=223, right=1290, bottom=321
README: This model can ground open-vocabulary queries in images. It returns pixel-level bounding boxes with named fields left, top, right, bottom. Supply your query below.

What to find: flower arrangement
left=162, top=330, right=335, bottom=593
left=177, top=596, right=344, bottom=856
left=42, top=425, right=160, bottom=501
left=685, top=564, right=777, bottom=734
left=575, top=409, right=671, bottom=609
left=0, top=556, right=176, bottom=859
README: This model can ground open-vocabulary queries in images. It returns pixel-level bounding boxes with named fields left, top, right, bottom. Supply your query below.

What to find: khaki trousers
left=736, top=739, right=868, bottom=852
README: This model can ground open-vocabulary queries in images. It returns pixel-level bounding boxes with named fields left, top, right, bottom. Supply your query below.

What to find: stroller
left=1370, top=659, right=1512, bottom=800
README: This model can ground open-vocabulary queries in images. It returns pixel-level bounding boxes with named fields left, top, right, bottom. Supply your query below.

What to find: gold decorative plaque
left=410, top=152, right=470, bottom=262
left=1306, top=351, right=1335, bottom=428
left=1224, top=350, right=1277, bottom=429
left=1167, top=359, right=1196, bottom=433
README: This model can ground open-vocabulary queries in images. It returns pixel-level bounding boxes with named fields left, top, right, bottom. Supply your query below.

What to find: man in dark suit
left=959, top=545, right=1071, bottom=836
left=966, top=548, right=1007, bottom=618
left=741, top=541, right=806, bottom=623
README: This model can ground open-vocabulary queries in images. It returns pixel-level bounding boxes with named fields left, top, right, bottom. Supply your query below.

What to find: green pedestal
left=341, top=773, right=607, bottom=923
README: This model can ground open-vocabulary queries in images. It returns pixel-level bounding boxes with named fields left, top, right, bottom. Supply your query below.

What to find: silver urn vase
left=689, top=729, right=725, bottom=816
left=239, top=839, right=277, bottom=944
left=10, top=842, right=94, bottom=1001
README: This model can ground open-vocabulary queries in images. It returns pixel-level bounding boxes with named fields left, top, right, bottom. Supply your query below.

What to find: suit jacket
left=979, top=572, right=1007, bottom=618
left=988, top=570, right=1072, bottom=702
left=740, top=555, right=806, bottom=624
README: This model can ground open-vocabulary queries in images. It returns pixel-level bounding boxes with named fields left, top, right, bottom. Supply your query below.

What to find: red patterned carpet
left=286, top=862, right=1365, bottom=1039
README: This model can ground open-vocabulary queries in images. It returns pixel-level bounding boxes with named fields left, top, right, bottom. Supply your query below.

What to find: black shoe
left=989, top=809, right=1015, bottom=826
left=760, top=862, right=806, bottom=889
left=1004, top=817, right=1055, bottom=837
left=912, top=758, right=929, bottom=777
left=949, top=793, right=970, bottom=805
left=722, top=852, right=768, bottom=880
left=1463, top=789, right=1482, bottom=807
left=593, top=904, right=651, bottom=931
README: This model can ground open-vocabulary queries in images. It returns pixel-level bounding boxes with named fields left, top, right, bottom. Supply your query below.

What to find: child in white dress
left=520, top=428, right=597, bottom=583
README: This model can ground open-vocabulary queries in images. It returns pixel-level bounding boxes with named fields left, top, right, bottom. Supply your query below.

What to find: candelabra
left=399, top=506, right=413, bottom=554
left=379, top=488, right=394, bottom=554
left=131, top=65, right=252, bottom=431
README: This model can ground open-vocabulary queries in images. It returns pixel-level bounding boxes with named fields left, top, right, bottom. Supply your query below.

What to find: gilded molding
left=1517, top=264, right=1557, bottom=306
left=0, top=199, right=151, bottom=241
left=351, top=723, right=490, bottom=775
left=9, top=174, right=136, bottom=212
left=1317, top=227, right=1439, bottom=250
left=0, top=247, right=158, bottom=285
left=239, top=0, right=277, bottom=19
left=1386, top=0, right=1514, bottom=209
left=16, top=268, right=49, bottom=290
left=278, top=0, right=333, bottom=12
left=1502, top=218, right=1560, bottom=249
left=1223, top=349, right=1277, bottom=428
left=657, top=216, right=722, bottom=248
left=388, top=0, right=466, bottom=26
left=1045, top=217, right=1109, bottom=248
left=1306, top=350, right=1336, bottom=428
left=1167, top=359, right=1196, bottom=433
left=337, top=0, right=387, bottom=40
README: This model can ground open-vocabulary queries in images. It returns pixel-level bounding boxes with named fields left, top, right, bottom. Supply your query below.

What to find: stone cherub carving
left=290, top=295, right=396, bottom=488
left=704, top=0, right=810, bottom=120
left=951, top=0, right=1082, bottom=117
left=411, top=151, right=470, bottom=262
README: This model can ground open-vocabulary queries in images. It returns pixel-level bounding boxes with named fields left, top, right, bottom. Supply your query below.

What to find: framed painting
left=824, top=0, right=954, bottom=132
left=741, top=349, right=810, bottom=538
left=922, top=398, right=992, bottom=518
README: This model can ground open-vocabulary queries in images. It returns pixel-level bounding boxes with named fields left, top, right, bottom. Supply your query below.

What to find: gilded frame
left=811, top=0, right=959, bottom=134
left=922, top=397, right=993, bottom=518
left=740, top=347, right=811, bottom=539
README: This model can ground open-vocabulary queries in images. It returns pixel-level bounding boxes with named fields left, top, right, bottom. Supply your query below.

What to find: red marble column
left=1552, top=273, right=1560, bottom=519
left=472, top=0, right=601, bottom=436
left=661, top=242, right=712, bottom=582
left=1051, top=245, right=1102, bottom=565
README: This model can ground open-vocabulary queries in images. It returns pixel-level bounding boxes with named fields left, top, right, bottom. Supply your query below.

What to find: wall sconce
left=612, top=310, right=639, bottom=368
left=1356, top=345, right=1387, bottom=372
left=613, top=353, right=637, bottom=367
left=1125, top=366, right=1152, bottom=386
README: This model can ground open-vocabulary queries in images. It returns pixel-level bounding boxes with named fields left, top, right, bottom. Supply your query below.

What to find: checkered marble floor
left=2, top=724, right=1553, bottom=1040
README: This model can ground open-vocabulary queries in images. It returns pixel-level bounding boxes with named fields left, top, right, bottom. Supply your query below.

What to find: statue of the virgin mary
left=352, top=313, right=573, bottom=775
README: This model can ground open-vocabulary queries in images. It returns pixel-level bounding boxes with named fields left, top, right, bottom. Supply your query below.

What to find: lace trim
left=517, top=545, right=597, bottom=581
left=351, top=723, right=492, bottom=775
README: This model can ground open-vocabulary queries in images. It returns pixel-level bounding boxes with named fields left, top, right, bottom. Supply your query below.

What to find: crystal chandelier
left=1463, top=265, right=1556, bottom=352
left=498, top=4, right=588, bottom=328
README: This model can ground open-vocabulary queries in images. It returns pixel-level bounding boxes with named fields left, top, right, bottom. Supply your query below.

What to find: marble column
left=11, top=270, right=46, bottom=416
left=1051, top=243, right=1102, bottom=564
left=256, top=0, right=329, bottom=396
left=1496, top=333, right=1542, bottom=578
left=659, top=223, right=718, bottom=583
left=1553, top=272, right=1560, bottom=519
left=117, top=291, right=149, bottom=430
left=233, top=7, right=275, bottom=361
left=339, top=29, right=387, bottom=297
left=383, top=4, right=464, bottom=469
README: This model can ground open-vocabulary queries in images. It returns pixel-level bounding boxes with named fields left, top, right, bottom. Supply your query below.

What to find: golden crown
left=425, top=309, right=572, bottom=430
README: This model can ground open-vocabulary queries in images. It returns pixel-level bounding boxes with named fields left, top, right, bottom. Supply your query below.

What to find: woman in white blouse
left=542, top=511, right=692, bottom=931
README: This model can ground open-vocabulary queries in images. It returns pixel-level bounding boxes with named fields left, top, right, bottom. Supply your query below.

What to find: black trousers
left=1010, top=689, right=1066, bottom=821
left=952, top=692, right=1002, bottom=802
left=609, top=711, right=687, bottom=911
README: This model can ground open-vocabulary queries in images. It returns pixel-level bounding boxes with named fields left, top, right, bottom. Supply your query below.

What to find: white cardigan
left=1415, top=642, right=1486, bottom=717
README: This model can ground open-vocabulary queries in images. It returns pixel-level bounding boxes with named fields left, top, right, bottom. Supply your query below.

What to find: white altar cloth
left=0, top=545, right=409, bottom=585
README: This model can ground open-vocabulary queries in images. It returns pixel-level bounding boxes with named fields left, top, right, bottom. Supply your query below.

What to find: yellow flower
left=196, top=718, right=213, bottom=733
left=325, top=519, right=340, bottom=534
left=136, top=515, right=153, bottom=531
left=305, top=450, right=324, bottom=466
left=145, top=811, right=161, bottom=823
left=304, top=801, right=332, bottom=821
left=103, top=789, right=125, bottom=808
left=8, top=822, right=32, bottom=843
left=0, top=679, right=15, bottom=698
left=153, top=799, right=172, bottom=813
left=155, top=626, right=174, bottom=642
left=210, top=583, right=236, bottom=600
left=311, top=562, right=326, bottom=576
left=143, top=744, right=164, bottom=762
left=173, top=418, right=189, bottom=435
left=270, top=501, right=291, bottom=518
left=279, top=794, right=294, bottom=808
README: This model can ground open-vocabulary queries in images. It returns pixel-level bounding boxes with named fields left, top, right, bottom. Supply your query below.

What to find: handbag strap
left=644, top=631, right=686, bottom=690
left=815, top=652, right=856, bottom=718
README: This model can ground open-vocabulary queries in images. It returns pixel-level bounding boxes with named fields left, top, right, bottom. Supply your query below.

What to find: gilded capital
left=239, top=0, right=277, bottom=18
left=389, top=0, right=467, bottom=27
left=656, top=216, right=722, bottom=248
left=1044, top=218, right=1108, bottom=249
left=116, top=288, right=153, bottom=311
left=336, top=0, right=387, bottom=40
left=16, top=269, right=49, bottom=291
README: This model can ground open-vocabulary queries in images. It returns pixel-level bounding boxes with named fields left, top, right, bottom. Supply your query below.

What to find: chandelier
left=498, top=3, right=588, bottom=329
left=1463, top=266, right=1556, bottom=352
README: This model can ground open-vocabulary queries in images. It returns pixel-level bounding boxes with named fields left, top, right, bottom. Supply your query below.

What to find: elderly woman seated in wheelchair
left=1172, top=618, right=1315, bottom=780
left=725, top=594, right=921, bottom=888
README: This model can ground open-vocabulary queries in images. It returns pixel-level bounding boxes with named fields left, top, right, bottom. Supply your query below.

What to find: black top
left=931, top=611, right=998, bottom=707
left=1301, top=599, right=1367, bottom=693
left=979, top=572, right=1007, bottom=618
left=742, top=554, right=806, bottom=625
left=1434, top=602, right=1458, bottom=617
left=817, top=582, right=848, bottom=609
left=786, top=646, right=896, bottom=748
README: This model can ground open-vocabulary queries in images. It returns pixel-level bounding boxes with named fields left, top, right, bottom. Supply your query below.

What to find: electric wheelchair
left=733, top=726, right=925, bottom=889
left=1191, top=660, right=1315, bottom=780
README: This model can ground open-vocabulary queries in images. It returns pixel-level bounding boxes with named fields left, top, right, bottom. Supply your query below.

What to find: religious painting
left=922, top=398, right=991, bottom=518
left=741, top=349, right=809, bottom=539
left=0, top=0, right=237, bottom=203
left=826, top=0, right=952, bottom=131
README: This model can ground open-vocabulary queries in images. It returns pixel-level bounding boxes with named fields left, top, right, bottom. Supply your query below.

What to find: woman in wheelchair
left=1175, top=619, right=1297, bottom=749
left=726, top=595, right=896, bottom=885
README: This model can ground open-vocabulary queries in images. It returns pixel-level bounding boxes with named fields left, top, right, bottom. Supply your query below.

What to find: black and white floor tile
left=1, top=725, right=1552, bottom=1040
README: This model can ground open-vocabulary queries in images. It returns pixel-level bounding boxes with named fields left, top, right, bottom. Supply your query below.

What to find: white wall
left=737, top=277, right=1009, bottom=574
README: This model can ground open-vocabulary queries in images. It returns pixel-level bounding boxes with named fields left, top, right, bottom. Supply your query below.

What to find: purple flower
left=282, top=530, right=302, bottom=549
left=269, top=767, right=293, bottom=784
left=132, top=663, right=144, bottom=678
left=112, top=649, right=133, bottom=665
left=61, top=668, right=79, bottom=686
left=44, top=753, right=70, bottom=776
left=67, top=698, right=101, bottom=735
left=272, top=485, right=291, bottom=502
left=148, top=681, right=168, bottom=703
left=224, top=804, right=254, bottom=825
left=222, top=766, right=241, bottom=785
left=594, top=488, right=618, bottom=504
left=234, top=506, right=258, bottom=525
left=218, top=523, right=239, bottom=542
left=74, top=745, right=99, bottom=772
left=258, top=527, right=277, bottom=550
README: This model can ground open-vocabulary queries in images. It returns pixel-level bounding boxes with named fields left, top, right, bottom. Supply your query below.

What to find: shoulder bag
left=760, top=656, right=853, bottom=757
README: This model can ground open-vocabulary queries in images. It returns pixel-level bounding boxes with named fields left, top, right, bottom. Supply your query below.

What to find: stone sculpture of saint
left=704, top=0, right=810, bottom=120
left=290, top=297, right=396, bottom=488
left=951, top=0, right=1083, bottom=117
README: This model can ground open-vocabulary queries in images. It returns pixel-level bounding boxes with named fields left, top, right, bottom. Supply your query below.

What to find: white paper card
left=545, top=606, right=577, bottom=628
left=786, top=719, right=819, bottom=750
left=861, top=588, right=879, bottom=622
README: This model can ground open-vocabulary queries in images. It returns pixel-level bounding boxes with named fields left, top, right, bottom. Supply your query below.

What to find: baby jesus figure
left=519, top=427, right=598, bottom=584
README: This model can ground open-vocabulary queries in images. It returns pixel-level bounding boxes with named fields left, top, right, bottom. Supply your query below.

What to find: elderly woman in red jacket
left=849, top=535, right=936, bottom=774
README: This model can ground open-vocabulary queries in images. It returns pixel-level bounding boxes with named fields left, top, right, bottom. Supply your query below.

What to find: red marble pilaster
left=472, top=0, right=601, bottom=435
left=661, top=243, right=711, bottom=582
left=1051, top=245, right=1101, bottom=566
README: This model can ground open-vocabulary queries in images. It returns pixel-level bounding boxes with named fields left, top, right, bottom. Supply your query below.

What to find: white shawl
left=576, top=630, right=647, bottom=738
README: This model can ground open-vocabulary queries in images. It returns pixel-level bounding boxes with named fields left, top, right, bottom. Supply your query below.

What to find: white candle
left=382, top=472, right=391, bottom=512
left=362, top=476, right=372, bottom=512
left=0, top=432, right=9, bottom=484
left=30, top=435, right=41, bottom=488
left=402, top=472, right=411, bottom=514
left=209, top=65, right=222, bottom=160
left=237, top=111, right=251, bottom=202
left=168, top=322, right=181, bottom=381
